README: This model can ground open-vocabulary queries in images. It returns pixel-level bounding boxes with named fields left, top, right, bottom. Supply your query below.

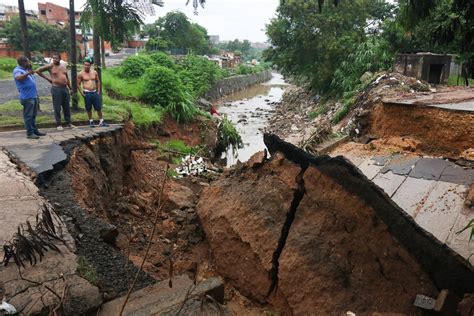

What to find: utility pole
left=69, top=0, right=78, bottom=110
left=18, top=0, right=31, bottom=59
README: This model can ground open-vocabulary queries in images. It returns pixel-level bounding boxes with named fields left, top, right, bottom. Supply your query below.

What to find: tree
left=265, top=0, right=392, bottom=93
left=143, top=11, right=213, bottom=54
left=398, top=0, right=474, bottom=84
left=17, top=0, right=30, bottom=58
left=5, top=17, right=69, bottom=53
left=81, top=0, right=143, bottom=51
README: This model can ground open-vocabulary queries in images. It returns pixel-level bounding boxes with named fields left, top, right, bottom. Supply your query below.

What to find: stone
left=414, top=294, right=436, bottom=310
left=246, top=150, right=267, bottom=168
left=100, top=223, right=119, bottom=245
left=164, top=182, right=195, bottom=210
left=392, top=177, right=437, bottom=217
left=98, top=274, right=224, bottom=316
left=457, top=293, right=474, bottom=316
left=372, top=171, right=407, bottom=197
left=358, top=157, right=383, bottom=180
left=409, top=158, right=450, bottom=181
left=439, top=162, right=474, bottom=186
left=381, top=155, right=420, bottom=176
left=414, top=181, right=468, bottom=243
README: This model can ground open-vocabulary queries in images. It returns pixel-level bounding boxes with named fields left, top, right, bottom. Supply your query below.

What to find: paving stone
left=371, top=155, right=390, bottom=166
left=439, top=162, right=474, bottom=186
left=414, top=181, right=469, bottom=243
left=381, top=155, right=420, bottom=176
left=445, top=209, right=474, bottom=263
left=392, top=177, right=437, bottom=217
left=372, top=171, right=407, bottom=197
left=357, top=157, right=383, bottom=180
left=409, top=158, right=450, bottom=181
left=99, top=274, right=224, bottom=316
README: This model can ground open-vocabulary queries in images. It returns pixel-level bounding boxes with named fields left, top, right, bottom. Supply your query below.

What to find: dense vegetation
left=265, top=0, right=473, bottom=97
left=141, top=11, right=215, bottom=55
left=4, top=17, right=69, bottom=53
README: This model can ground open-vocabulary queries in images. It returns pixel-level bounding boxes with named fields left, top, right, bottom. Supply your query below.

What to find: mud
left=197, top=137, right=442, bottom=314
left=368, top=103, right=474, bottom=158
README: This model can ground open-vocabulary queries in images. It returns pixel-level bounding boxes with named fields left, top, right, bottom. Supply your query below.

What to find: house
left=38, top=2, right=80, bottom=27
left=394, top=53, right=452, bottom=84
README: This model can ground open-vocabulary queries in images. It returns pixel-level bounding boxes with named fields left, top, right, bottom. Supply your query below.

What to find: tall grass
left=102, top=68, right=144, bottom=99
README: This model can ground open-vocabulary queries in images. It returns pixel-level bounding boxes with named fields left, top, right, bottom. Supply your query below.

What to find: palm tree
left=17, top=0, right=30, bottom=58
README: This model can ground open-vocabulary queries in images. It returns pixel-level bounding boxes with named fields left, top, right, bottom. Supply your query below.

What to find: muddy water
left=217, top=73, right=288, bottom=166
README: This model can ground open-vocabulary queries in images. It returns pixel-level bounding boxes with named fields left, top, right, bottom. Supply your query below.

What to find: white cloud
left=2, top=0, right=279, bottom=42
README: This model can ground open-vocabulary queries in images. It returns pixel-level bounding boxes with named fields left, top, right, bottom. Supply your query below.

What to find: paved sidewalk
left=0, top=126, right=122, bottom=314
left=0, top=124, right=122, bottom=174
left=331, top=144, right=474, bottom=263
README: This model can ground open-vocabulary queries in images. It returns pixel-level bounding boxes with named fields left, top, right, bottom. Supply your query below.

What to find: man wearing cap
left=77, top=58, right=108, bottom=127
left=13, top=56, right=47, bottom=139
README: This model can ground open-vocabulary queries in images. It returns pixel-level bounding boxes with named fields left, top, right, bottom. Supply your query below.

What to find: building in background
left=209, top=35, right=220, bottom=45
left=38, top=2, right=80, bottom=26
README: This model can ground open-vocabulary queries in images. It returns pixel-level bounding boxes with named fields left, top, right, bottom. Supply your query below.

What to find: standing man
left=13, top=56, right=47, bottom=139
left=77, top=58, right=108, bottom=127
left=36, top=53, right=74, bottom=130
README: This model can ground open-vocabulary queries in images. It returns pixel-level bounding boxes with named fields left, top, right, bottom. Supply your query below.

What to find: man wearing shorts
left=77, top=58, right=107, bottom=127
left=36, top=52, right=74, bottom=130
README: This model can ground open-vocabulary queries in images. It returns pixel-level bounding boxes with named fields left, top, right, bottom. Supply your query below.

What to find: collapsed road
left=0, top=73, right=473, bottom=315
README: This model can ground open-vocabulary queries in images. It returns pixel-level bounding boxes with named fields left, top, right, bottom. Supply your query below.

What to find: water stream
left=217, top=73, right=289, bottom=166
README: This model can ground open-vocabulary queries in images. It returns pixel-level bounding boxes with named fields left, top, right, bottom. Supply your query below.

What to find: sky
left=1, top=0, right=280, bottom=42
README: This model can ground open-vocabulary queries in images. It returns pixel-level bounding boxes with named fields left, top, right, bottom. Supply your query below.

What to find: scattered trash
left=174, top=155, right=220, bottom=178
left=0, top=300, right=17, bottom=315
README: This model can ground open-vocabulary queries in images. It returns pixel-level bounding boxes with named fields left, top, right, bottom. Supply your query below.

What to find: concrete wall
left=394, top=54, right=452, bottom=84
left=205, top=70, right=272, bottom=100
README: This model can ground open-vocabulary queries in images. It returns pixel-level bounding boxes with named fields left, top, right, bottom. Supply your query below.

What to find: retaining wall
left=205, top=70, right=272, bottom=100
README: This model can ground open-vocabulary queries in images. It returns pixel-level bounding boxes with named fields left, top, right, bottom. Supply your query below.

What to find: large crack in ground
left=268, top=165, right=307, bottom=296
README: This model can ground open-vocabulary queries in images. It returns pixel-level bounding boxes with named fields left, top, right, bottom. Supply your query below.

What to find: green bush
left=218, top=116, right=243, bottom=153
left=308, top=104, right=329, bottom=119
left=118, top=55, right=154, bottom=79
left=0, top=57, right=17, bottom=72
left=178, top=55, right=223, bottom=98
left=166, top=90, right=197, bottom=123
left=149, top=52, right=176, bottom=69
left=142, top=65, right=185, bottom=106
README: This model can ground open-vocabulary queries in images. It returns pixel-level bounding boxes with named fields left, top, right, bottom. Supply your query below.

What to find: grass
left=448, top=74, right=474, bottom=86
left=331, top=97, right=354, bottom=124
left=0, top=93, right=164, bottom=128
left=308, top=104, right=329, bottom=119
left=102, top=68, right=144, bottom=99
left=77, top=256, right=99, bottom=286
left=0, top=69, right=11, bottom=80
left=0, top=57, right=17, bottom=72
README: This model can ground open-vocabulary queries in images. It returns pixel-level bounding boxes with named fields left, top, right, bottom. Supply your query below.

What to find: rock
left=458, top=293, right=474, bottom=316
left=246, top=150, right=267, bottom=169
left=162, top=219, right=178, bottom=239
left=164, top=182, right=196, bottom=210
left=100, top=223, right=119, bottom=245
left=98, top=275, right=224, bottom=316
left=196, top=146, right=438, bottom=314
left=197, top=98, right=212, bottom=110
left=238, top=114, right=248, bottom=119
left=237, top=119, right=247, bottom=124
left=381, top=136, right=422, bottom=152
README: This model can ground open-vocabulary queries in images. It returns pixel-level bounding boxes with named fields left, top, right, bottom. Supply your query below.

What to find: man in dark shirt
left=13, top=56, right=47, bottom=139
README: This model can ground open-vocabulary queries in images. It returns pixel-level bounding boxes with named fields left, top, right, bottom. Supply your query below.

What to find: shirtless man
left=36, top=52, right=73, bottom=130
left=77, top=59, right=107, bottom=127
